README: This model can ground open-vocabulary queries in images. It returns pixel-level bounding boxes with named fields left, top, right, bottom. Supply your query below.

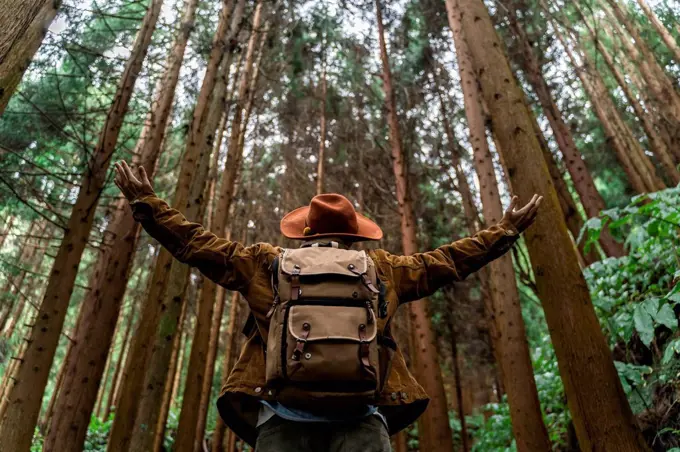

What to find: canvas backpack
left=263, top=243, right=387, bottom=407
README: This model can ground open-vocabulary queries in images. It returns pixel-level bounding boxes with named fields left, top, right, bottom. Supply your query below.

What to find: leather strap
left=290, top=272, right=300, bottom=301
left=358, top=325, right=376, bottom=379
left=291, top=322, right=311, bottom=361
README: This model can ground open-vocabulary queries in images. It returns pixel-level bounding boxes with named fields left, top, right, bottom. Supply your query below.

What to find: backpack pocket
left=283, top=304, right=379, bottom=390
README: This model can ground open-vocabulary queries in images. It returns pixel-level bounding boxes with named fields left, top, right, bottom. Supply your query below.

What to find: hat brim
left=280, top=206, right=383, bottom=241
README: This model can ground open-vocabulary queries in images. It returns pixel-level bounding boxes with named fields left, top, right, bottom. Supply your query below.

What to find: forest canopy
left=0, top=0, right=679, bottom=450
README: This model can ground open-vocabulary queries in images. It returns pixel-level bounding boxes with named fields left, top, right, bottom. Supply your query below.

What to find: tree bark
left=0, top=1, right=163, bottom=448
left=0, top=0, right=60, bottom=115
left=211, top=291, right=241, bottom=452
left=444, top=1, right=552, bottom=450
left=635, top=0, right=680, bottom=64
left=571, top=3, right=679, bottom=186
left=554, top=19, right=663, bottom=194
left=506, top=6, right=626, bottom=256
left=106, top=1, right=245, bottom=450
left=103, top=297, right=136, bottom=422
left=1, top=221, right=46, bottom=336
left=194, top=276, right=227, bottom=450
left=43, top=0, right=196, bottom=448
left=153, top=293, right=190, bottom=452
left=458, top=0, right=650, bottom=449
left=375, top=1, right=454, bottom=450
left=173, top=6, right=265, bottom=451
left=448, top=306, right=469, bottom=452
left=603, top=0, right=680, bottom=145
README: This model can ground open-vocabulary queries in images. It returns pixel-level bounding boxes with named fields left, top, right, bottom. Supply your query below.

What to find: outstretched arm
left=373, top=195, right=543, bottom=303
left=113, top=161, right=271, bottom=291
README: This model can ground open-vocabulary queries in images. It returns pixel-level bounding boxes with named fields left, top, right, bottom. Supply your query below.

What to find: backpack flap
left=279, top=248, right=374, bottom=302
left=280, top=247, right=368, bottom=277
left=285, top=305, right=379, bottom=385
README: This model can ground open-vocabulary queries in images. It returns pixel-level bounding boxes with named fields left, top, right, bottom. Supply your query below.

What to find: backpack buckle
left=291, top=323, right=310, bottom=361
left=348, top=265, right=380, bottom=294
left=290, top=273, right=301, bottom=301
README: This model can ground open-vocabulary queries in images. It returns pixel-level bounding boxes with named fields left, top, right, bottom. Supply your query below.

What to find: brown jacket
left=130, top=194, right=520, bottom=446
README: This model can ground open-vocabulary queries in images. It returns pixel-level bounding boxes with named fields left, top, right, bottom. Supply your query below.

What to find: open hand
left=113, top=160, right=154, bottom=201
left=502, top=194, right=543, bottom=233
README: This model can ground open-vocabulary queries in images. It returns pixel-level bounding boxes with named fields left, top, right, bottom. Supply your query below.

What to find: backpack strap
left=377, top=278, right=388, bottom=319
left=241, top=311, right=257, bottom=337
left=245, top=254, right=282, bottom=337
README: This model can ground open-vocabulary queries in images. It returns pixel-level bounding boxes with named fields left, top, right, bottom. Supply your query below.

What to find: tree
left=455, top=0, right=650, bottom=448
left=0, top=0, right=61, bottom=115
left=374, top=1, right=454, bottom=450
left=174, top=5, right=268, bottom=449
left=569, top=2, right=679, bottom=186
left=504, top=3, right=625, bottom=256
left=106, top=1, right=246, bottom=449
left=602, top=0, right=680, bottom=152
left=211, top=292, right=242, bottom=452
left=444, top=1, right=552, bottom=449
left=634, top=0, right=680, bottom=64
left=42, top=0, right=198, bottom=447
left=0, top=1, right=164, bottom=448
left=551, top=15, right=663, bottom=194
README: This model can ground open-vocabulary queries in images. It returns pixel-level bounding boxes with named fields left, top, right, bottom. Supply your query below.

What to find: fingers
left=526, top=195, right=543, bottom=218
left=515, top=194, right=538, bottom=216
left=518, top=195, right=543, bottom=230
left=114, top=162, right=128, bottom=187
left=138, top=165, right=151, bottom=188
left=121, top=160, right=140, bottom=184
left=506, top=195, right=519, bottom=214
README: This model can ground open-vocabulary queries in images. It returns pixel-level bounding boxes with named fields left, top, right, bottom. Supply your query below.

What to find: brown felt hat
left=280, top=194, right=383, bottom=241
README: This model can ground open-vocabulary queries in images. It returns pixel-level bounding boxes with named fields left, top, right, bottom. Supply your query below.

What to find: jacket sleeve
left=373, top=220, right=520, bottom=304
left=129, top=194, right=271, bottom=291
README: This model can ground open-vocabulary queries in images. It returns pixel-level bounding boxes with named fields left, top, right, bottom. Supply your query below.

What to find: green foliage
left=83, top=415, right=114, bottom=451
left=584, top=187, right=680, bottom=350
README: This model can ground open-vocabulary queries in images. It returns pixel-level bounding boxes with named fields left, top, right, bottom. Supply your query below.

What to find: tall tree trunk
left=0, top=0, right=60, bottom=115
left=43, top=0, right=196, bottom=448
left=553, top=17, right=659, bottom=193
left=107, top=1, right=245, bottom=450
left=537, top=127, right=598, bottom=265
left=153, top=294, right=190, bottom=452
left=195, top=276, right=227, bottom=449
left=506, top=6, right=626, bottom=256
left=571, top=3, right=680, bottom=186
left=448, top=305, right=469, bottom=452
left=103, top=297, right=136, bottom=422
left=1, top=222, right=45, bottom=336
left=457, top=0, right=650, bottom=449
left=173, top=328, right=189, bottom=409
left=635, top=0, right=680, bottom=63
left=0, top=2, right=163, bottom=448
left=430, top=61, right=506, bottom=401
left=211, top=291, right=241, bottom=452
left=374, top=1, right=454, bottom=450
left=316, top=59, right=327, bottom=195
left=94, top=320, right=121, bottom=419
left=444, top=1, right=552, bottom=450
left=173, top=6, right=265, bottom=451
left=603, top=0, right=680, bottom=139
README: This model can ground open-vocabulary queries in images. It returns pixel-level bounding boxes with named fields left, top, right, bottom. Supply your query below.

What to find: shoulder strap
left=241, top=311, right=257, bottom=337
left=242, top=255, right=282, bottom=338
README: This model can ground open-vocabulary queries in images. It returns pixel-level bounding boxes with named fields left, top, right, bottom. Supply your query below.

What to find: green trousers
left=254, top=415, right=392, bottom=452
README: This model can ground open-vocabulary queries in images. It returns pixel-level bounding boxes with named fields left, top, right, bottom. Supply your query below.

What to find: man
left=114, top=160, right=542, bottom=452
